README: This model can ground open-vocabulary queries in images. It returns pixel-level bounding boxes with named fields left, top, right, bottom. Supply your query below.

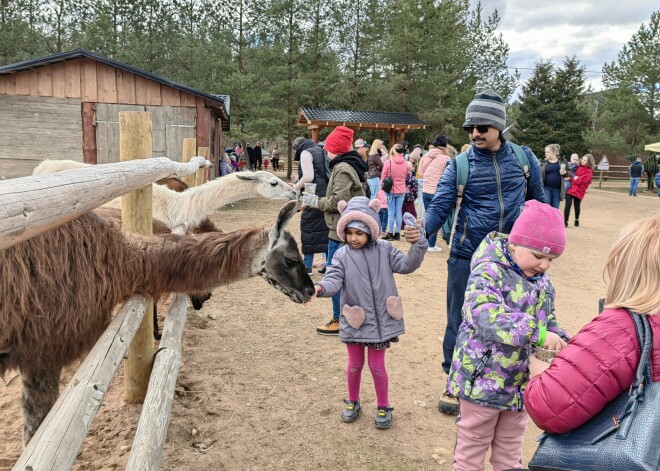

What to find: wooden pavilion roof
left=297, top=108, right=426, bottom=131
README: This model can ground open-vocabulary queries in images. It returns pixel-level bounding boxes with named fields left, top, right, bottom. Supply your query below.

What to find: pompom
left=338, top=200, right=348, bottom=213
left=368, top=199, right=381, bottom=212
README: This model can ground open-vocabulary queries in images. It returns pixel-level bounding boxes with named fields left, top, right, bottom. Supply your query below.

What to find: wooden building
left=0, top=49, right=230, bottom=179
left=296, top=108, right=426, bottom=147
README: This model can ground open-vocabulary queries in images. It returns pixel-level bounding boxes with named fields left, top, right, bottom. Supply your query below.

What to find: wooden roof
left=297, top=108, right=426, bottom=130
left=0, top=49, right=230, bottom=131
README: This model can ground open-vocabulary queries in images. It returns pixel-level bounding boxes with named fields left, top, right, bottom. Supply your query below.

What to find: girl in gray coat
left=314, top=196, right=428, bottom=429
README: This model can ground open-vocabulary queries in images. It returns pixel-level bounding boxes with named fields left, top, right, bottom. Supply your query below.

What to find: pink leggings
left=346, top=344, right=389, bottom=407
left=454, top=399, right=528, bottom=471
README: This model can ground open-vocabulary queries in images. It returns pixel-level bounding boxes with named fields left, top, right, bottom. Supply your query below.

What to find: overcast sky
left=474, top=1, right=657, bottom=96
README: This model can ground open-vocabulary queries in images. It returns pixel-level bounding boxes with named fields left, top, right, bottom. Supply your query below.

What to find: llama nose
left=304, top=285, right=316, bottom=297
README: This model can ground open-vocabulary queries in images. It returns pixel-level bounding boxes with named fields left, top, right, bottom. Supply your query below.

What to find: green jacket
left=317, top=162, right=367, bottom=241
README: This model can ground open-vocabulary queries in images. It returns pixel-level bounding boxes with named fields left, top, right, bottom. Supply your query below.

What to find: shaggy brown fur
left=0, top=202, right=313, bottom=443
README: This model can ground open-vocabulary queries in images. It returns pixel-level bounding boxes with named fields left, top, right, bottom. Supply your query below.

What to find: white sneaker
left=428, top=246, right=443, bottom=253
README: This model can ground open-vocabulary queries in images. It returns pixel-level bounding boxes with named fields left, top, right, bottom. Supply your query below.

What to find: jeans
left=386, top=193, right=405, bottom=234
left=327, top=239, right=343, bottom=320
left=443, top=257, right=472, bottom=375
left=422, top=192, right=439, bottom=247
left=544, top=187, right=561, bottom=209
left=629, top=177, right=641, bottom=196
left=368, top=177, right=381, bottom=200
left=378, top=208, right=388, bottom=231
left=303, top=254, right=314, bottom=273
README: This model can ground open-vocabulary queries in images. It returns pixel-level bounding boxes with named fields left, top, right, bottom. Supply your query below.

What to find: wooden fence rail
left=126, top=293, right=189, bottom=471
left=0, top=156, right=208, bottom=250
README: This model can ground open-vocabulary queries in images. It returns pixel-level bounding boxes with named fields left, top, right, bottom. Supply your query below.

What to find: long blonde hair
left=369, top=139, right=383, bottom=156
left=604, top=213, right=660, bottom=314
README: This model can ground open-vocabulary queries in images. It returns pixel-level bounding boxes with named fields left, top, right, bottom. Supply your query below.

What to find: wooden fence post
left=181, top=138, right=197, bottom=187
left=196, top=146, right=209, bottom=185
left=120, top=111, right=155, bottom=403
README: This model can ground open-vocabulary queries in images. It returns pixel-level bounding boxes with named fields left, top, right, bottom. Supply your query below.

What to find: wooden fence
left=1, top=111, right=209, bottom=470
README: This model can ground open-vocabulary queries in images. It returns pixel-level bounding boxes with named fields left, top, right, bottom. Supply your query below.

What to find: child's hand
left=528, top=353, right=550, bottom=378
left=303, top=286, right=321, bottom=306
left=543, top=332, right=567, bottom=351
left=402, top=213, right=427, bottom=244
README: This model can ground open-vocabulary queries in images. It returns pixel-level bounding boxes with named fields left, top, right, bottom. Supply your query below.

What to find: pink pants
left=346, top=344, right=389, bottom=407
left=454, top=399, right=528, bottom=471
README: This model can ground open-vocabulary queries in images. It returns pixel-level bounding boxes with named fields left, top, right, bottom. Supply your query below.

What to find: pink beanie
left=509, top=200, right=566, bottom=256
left=324, top=126, right=354, bottom=155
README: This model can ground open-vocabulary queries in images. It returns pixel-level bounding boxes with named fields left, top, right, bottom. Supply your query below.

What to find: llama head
left=259, top=200, right=315, bottom=303
left=235, top=171, right=297, bottom=201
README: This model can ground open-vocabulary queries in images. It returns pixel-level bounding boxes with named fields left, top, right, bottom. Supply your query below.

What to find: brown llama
left=0, top=200, right=313, bottom=445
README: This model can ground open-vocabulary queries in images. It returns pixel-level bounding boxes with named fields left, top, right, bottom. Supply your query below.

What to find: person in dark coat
left=247, top=144, right=256, bottom=171
left=254, top=141, right=263, bottom=170
left=292, top=137, right=330, bottom=275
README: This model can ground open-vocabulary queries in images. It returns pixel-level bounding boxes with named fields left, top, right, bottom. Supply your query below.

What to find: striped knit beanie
left=463, top=90, right=507, bottom=132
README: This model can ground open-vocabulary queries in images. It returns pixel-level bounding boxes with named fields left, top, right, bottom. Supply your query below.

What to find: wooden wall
left=0, top=58, right=204, bottom=108
left=95, top=104, right=195, bottom=164
left=0, top=95, right=83, bottom=179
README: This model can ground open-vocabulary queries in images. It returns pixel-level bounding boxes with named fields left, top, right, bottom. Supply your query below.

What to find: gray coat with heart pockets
left=316, top=239, right=427, bottom=343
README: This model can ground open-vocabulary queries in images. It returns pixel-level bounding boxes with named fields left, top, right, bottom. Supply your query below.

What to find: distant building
left=0, top=49, right=230, bottom=178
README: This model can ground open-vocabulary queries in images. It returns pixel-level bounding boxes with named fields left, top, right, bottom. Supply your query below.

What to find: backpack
left=440, top=143, right=530, bottom=246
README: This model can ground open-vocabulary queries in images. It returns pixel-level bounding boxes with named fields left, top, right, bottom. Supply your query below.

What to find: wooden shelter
left=296, top=108, right=426, bottom=147
left=0, top=49, right=230, bottom=179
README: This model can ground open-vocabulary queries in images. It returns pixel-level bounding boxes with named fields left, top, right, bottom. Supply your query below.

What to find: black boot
left=574, top=220, right=579, bottom=227
left=382, top=232, right=393, bottom=240
left=393, top=233, right=400, bottom=241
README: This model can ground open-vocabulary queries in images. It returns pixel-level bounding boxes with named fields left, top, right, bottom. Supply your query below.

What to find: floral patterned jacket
left=447, top=232, right=569, bottom=411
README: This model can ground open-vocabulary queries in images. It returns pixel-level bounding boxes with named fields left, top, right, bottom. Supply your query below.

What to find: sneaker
left=574, top=220, right=580, bottom=227
left=374, top=406, right=394, bottom=429
left=307, top=269, right=313, bottom=276
left=393, top=233, right=400, bottom=241
left=438, top=389, right=459, bottom=416
left=382, top=232, right=393, bottom=240
left=316, top=318, right=339, bottom=335
left=342, top=400, right=361, bottom=423
left=428, top=246, right=443, bottom=253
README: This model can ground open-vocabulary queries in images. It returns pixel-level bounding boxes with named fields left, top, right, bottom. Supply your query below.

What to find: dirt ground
left=1, top=186, right=658, bottom=471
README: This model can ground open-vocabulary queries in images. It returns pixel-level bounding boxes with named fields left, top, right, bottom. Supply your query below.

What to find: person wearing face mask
left=407, top=90, right=546, bottom=416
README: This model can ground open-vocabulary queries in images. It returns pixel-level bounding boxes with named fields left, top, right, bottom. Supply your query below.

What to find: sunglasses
left=463, top=124, right=491, bottom=134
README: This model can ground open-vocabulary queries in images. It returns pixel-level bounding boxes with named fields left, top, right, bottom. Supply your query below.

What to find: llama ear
left=270, top=200, right=299, bottom=242
left=235, top=172, right=259, bottom=181
left=338, top=200, right=348, bottom=213
left=369, top=199, right=381, bottom=212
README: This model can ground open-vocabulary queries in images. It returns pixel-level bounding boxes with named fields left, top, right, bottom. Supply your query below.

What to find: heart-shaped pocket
left=343, top=305, right=365, bottom=329
left=386, top=296, right=404, bottom=320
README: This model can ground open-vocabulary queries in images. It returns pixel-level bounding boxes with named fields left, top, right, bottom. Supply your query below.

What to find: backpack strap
left=454, top=152, right=469, bottom=196
left=510, top=142, right=530, bottom=178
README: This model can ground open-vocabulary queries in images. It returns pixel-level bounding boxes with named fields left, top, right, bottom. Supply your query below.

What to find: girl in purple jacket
left=313, top=196, right=427, bottom=429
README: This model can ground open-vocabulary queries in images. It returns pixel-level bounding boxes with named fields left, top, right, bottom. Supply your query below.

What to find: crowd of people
left=219, top=89, right=658, bottom=470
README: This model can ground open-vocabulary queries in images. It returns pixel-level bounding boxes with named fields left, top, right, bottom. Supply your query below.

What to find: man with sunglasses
left=406, top=90, right=545, bottom=415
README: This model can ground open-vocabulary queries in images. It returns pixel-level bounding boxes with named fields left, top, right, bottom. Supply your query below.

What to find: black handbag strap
left=627, top=310, right=653, bottom=391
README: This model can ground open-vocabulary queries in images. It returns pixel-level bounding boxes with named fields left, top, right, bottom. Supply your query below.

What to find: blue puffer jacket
left=425, top=139, right=545, bottom=260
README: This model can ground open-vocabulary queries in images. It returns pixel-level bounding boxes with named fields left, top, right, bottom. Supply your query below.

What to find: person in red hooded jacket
left=525, top=213, right=660, bottom=435
left=563, top=153, right=594, bottom=228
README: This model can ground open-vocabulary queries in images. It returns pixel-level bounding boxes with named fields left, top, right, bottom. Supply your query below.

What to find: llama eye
left=284, top=258, right=298, bottom=269
left=270, top=181, right=278, bottom=187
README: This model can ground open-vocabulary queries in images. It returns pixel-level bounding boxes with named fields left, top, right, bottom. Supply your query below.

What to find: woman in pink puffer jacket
left=525, top=213, right=660, bottom=435
left=380, top=145, right=410, bottom=241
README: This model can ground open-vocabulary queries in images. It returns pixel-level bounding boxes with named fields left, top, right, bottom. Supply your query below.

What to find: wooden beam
left=0, top=157, right=207, bottom=251
left=126, top=294, right=188, bottom=471
left=311, top=128, right=319, bottom=143
left=181, top=138, right=197, bottom=187
left=82, top=102, right=97, bottom=164
left=120, top=111, right=154, bottom=404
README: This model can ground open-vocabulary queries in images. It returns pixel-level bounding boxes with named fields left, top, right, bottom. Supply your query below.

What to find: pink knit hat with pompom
left=336, top=196, right=381, bottom=241
left=509, top=200, right=566, bottom=255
